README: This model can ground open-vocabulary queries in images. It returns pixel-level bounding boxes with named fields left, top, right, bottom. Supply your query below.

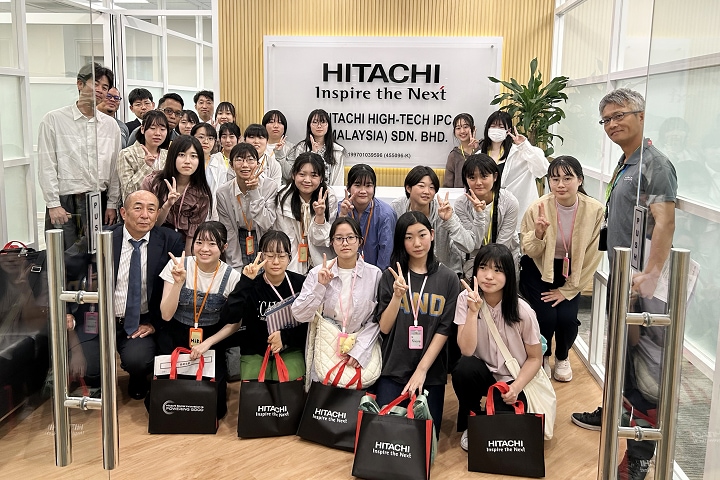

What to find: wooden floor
left=0, top=350, right=604, bottom=479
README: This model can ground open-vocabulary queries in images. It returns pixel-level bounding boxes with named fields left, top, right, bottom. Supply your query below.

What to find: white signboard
left=264, top=36, right=502, bottom=168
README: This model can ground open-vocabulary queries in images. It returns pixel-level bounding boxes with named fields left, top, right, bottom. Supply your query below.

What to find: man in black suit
left=112, top=190, right=184, bottom=399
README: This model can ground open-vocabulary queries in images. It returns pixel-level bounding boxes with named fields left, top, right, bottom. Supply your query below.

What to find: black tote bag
left=352, top=392, right=433, bottom=480
left=297, top=360, right=365, bottom=451
left=467, top=382, right=545, bottom=478
left=237, top=346, right=305, bottom=438
left=148, top=347, right=218, bottom=434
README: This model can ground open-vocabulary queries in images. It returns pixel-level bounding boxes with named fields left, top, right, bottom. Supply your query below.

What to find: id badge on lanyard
left=189, top=327, right=203, bottom=347
left=84, top=264, right=99, bottom=334
left=298, top=240, right=309, bottom=263
left=245, top=234, right=255, bottom=256
left=407, top=272, right=428, bottom=350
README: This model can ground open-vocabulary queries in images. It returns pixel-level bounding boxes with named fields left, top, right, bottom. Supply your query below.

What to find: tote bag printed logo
left=313, top=408, right=348, bottom=424
left=256, top=405, right=289, bottom=417
left=373, top=441, right=413, bottom=459
left=161, top=400, right=205, bottom=415
left=487, top=439, right=525, bottom=453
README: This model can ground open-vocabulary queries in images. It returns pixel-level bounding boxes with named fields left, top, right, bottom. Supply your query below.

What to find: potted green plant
left=488, top=58, right=569, bottom=158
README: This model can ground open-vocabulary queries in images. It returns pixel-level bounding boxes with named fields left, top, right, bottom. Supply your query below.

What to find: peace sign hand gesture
left=461, top=276, right=483, bottom=314
left=317, top=253, right=337, bottom=286
left=535, top=203, right=551, bottom=240
left=168, top=251, right=186, bottom=284
left=274, top=135, right=286, bottom=151
left=242, top=253, right=266, bottom=280
left=246, top=163, right=263, bottom=191
left=508, top=126, right=526, bottom=145
left=141, top=144, right=158, bottom=168
left=340, top=188, right=354, bottom=216
left=464, top=189, right=486, bottom=213
left=387, top=262, right=409, bottom=299
left=310, top=136, right=321, bottom=153
left=468, top=135, right=480, bottom=151
left=313, top=187, right=328, bottom=221
left=437, top=192, right=453, bottom=221
left=164, top=177, right=181, bottom=207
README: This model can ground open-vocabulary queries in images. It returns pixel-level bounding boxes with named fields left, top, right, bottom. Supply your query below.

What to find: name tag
left=409, top=325, right=423, bottom=350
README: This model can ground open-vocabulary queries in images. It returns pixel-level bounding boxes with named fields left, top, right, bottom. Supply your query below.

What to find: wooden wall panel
left=218, top=0, right=555, bottom=128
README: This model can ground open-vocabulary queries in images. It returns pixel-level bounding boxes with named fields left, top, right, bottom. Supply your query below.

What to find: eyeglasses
left=263, top=252, right=289, bottom=262
left=599, top=111, right=642, bottom=125
left=332, top=235, right=359, bottom=245
left=195, top=135, right=216, bottom=143
left=106, top=94, right=122, bottom=102
left=311, top=119, right=328, bottom=126
left=161, top=107, right=183, bottom=118
left=234, top=156, right=257, bottom=165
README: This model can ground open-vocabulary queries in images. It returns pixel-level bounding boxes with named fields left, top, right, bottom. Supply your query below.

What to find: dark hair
left=159, top=92, right=184, bottom=109
left=453, top=113, right=476, bottom=138
left=390, top=211, right=438, bottom=276
left=191, top=122, right=218, bottom=155
left=219, top=122, right=241, bottom=139
left=330, top=216, right=364, bottom=245
left=244, top=123, right=268, bottom=139
left=471, top=244, right=519, bottom=324
left=346, top=164, right=377, bottom=192
left=259, top=230, right=291, bottom=255
left=299, top=109, right=341, bottom=167
left=403, top=166, right=440, bottom=198
left=175, top=110, right=199, bottom=134
left=77, top=62, right=114, bottom=88
left=191, top=221, right=228, bottom=262
left=480, top=111, right=513, bottom=162
left=229, top=142, right=259, bottom=165
left=262, top=110, right=288, bottom=137
left=128, top=88, right=153, bottom=105
left=137, top=110, right=171, bottom=150
left=548, top=156, right=588, bottom=195
left=150, top=135, right=212, bottom=215
left=462, top=154, right=501, bottom=242
left=276, top=152, right=329, bottom=222
left=215, top=101, right=235, bottom=119
left=193, top=90, right=214, bottom=104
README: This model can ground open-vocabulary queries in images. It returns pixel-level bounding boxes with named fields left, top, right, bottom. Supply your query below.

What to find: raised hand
left=164, top=177, right=181, bottom=206
left=313, top=186, right=328, bottom=220
left=468, top=134, right=480, bottom=151
left=387, top=262, right=409, bottom=299
left=437, top=192, right=453, bottom=221
left=310, top=136, right=321, bottom=153
left=534, top=203, right=550, bottom=240
left=461, top=276, right=483, bottom=313
left=242, top=253, right=266, bottom=280
left=141, top=144, right=158, bottom=168
left=317, top=253, right=337, bottom=285
left=246, top=163, right=263, bottom=190
left=508, top=126, right=526, bottom=145
left=274, top=135, right=286, bottom=151
left=340, top=188, right=354, bottom=216
left=464, top=189, right=486, bottom=212
left=168, top=251, right=186, bottom=284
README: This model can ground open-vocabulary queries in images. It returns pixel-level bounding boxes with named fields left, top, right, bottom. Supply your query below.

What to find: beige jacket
left=521, top=193, right=604, bottom=300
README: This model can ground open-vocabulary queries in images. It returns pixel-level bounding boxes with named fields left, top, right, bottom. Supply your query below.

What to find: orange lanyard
left=193, top=260, right=220, bottom=328
left=235, top=194, right=254, bottom=231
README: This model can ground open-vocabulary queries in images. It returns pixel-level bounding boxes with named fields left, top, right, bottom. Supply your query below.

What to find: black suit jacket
left=110, top=224, right=184, bottom=329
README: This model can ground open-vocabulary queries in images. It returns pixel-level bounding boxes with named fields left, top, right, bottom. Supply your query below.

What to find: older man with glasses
left=98, top=87, right=130, bottom=148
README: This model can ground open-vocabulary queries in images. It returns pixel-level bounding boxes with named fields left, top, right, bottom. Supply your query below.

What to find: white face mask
left=488, top=127, right=507, bottom=143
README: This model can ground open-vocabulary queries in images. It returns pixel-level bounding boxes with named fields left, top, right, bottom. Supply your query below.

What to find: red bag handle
left=258, top=345, right=290, bottom=383
left=379, top=391, right=417, bottom=419
left=323, top=359, right=363, bottom=390
left=170, top=347, right=205, bottom=381
left=486, top=382, right=524, bottom=415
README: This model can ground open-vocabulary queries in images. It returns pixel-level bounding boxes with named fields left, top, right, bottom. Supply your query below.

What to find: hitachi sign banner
left=264, top=36, right=502, bottom=168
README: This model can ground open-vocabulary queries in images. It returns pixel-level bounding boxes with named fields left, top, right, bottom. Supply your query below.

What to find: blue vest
left=174, top=258, right=233, bottom=327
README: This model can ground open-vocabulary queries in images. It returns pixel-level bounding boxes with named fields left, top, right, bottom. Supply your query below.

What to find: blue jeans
left=373, top=376, right=445, bottom=439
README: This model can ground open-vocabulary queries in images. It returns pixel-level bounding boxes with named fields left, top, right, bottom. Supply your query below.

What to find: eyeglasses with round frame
left=262, top=252, right=289, bottom=262
left=162, top=107, right=183, bottom=118
left=233, top=156, right=258, bottom=165
left=332, top=235, right=359, bottom=245
left=195, top=134, right=216, bottom=144
left=599, top=110, right=642, bottom=126
left=311, top=119, right=328, bottom=126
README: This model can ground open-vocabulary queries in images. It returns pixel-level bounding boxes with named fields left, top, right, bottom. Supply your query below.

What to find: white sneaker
left=554, top=358, right=573, bottom=382
left=542, top=357, right=551, bottom=378
left=460, top=429, right=469, bottom=451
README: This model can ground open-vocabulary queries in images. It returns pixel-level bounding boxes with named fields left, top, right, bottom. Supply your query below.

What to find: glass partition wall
left=554, top=0, right=720, bottom=478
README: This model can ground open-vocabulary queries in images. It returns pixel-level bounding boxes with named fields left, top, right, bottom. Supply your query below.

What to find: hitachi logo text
left=487, top=440, right=524, bottom=448
left=256, top=405, right=289, bottom=417
left=372, top=442, right=412, bottom=458
left=312, top=408, right=348, bottom=423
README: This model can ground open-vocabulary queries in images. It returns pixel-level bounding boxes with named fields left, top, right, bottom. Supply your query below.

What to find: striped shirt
left=114, top=227, right=150, bottom=317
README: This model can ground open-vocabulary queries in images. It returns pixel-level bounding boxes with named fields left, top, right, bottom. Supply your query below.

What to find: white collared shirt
left=114, top=227, right=151, bottom=317
left=37, top=103, right=122, bottom=209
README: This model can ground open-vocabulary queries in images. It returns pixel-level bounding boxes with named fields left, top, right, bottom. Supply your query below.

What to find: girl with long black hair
left=286, top=109, right=346, bottom=186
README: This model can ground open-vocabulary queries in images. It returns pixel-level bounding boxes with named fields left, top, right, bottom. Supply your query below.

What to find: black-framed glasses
left=332, top=235, right=359, bottom=245
left=162, top=107, right=183, bottom=117
left=106, top=94, right=122, bottom=102
left=599, top=110, right=642, bottom=125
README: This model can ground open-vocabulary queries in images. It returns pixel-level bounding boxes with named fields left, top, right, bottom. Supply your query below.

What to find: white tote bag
left=481, top=302, right=556, bottom=440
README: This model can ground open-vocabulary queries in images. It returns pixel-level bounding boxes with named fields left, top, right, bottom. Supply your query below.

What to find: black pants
left=44, top=191, right=109, bottom=251
left=116, top=321, right=157, bottom=381
left=519, top=255, right=580, bottom=361
left=451, top=355, right=528, bottom=432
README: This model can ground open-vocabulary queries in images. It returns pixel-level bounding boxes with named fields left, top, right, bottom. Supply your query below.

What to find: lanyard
left=351, top=200, right=374, bottom=250
left=336, top=267, right=358, bottom=333
left=300, top=201, right=311, bottom=240
left=235, top=193, right=254, bottom=231
left=406, top=272, right=428, bottom=327
left=174, top=185, right=189, bottom=232
left=556, top=199, right=579, bottom=257
left=484, top=198, right=494, bottom=245
left=193, top=259, right=220, bottom=328
left=265, top=272, right=295, bottom=302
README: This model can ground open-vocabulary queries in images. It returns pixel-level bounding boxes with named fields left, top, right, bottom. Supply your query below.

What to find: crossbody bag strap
left=480, top=300, right=515, bottom=367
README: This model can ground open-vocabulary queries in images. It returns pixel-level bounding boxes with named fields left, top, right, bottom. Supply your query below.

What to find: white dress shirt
left=114, top=227, right=150, bottom=317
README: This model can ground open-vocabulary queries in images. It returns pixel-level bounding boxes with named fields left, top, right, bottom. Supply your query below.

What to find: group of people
left=39, top=61, right=676, bottom=479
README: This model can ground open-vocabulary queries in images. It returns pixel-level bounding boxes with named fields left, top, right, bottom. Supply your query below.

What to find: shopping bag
left=297, top=360, right=365, bottom=451
left=352, top=392, right=433, bottom=480
left=467, top=382, right=545, bottom=478
left=148, top=347, right=218, bottom=434
left=237, top=345, right=305, bottom=438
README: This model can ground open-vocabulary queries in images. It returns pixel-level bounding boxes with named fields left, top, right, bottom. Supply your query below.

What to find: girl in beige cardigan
left=519, top=156, right=604, bottom=383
